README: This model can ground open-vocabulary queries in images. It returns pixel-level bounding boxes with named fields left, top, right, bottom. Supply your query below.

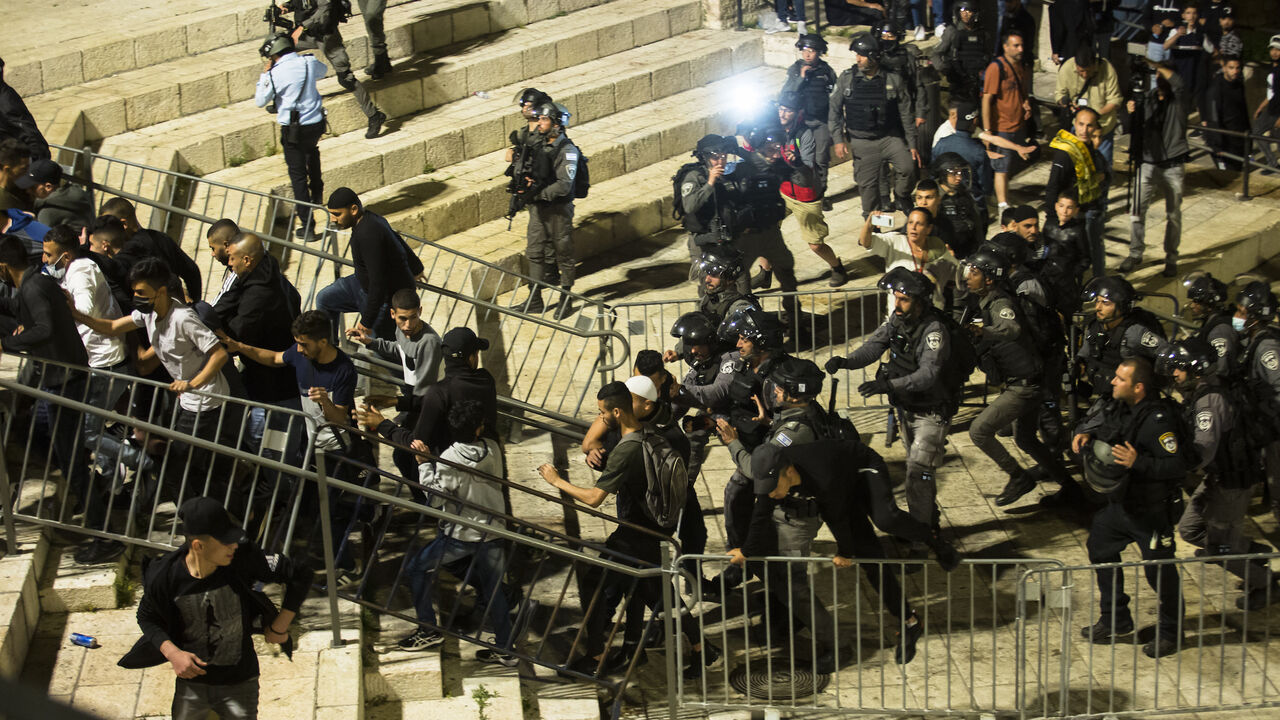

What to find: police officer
left=666, top=311, right=735, bottom=485
left=691, top=246, right=758, bottom=326
left=876, top=23, right=931, bottom=206
left=781, top=34, right=837, bottom=128
left=1159, top=339, right=1279, bottom=611
left=1233, top=281, right=1280, bottom=524
left=826, top=268, right=963, bottom=530
left=830, top=33, right=920, bottom=218
left=1181, top=271, right=1239, bottom=376
left=505, top=88, right=553, bottom=168
left=282, top=0, right=387, bottom=139
left=254, top=34, right=329, bottom=242
left=775, top=91, right=846, bottom=287
left=358, top=0, right=391, bottom=78
left=931, top=0, right=990, bottom=104
left=931, top=151, right=983, bottom=259
left=523, top=102, right=580, bottom=320
left=960, top=249, right=1070, bottom=508
left=676, top=134, right=798, bottom=304
left=1075, top=276, right=1169, bottom=406
left=1073, top=357, right=1188, bottom=659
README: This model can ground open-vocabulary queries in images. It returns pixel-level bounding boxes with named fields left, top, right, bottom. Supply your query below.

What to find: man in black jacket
left=100, top=197, right=203, bottom=302
left=120, top=496, right=312, bottom=718
left=1203, top=56, right=1249, bottom=171
left=0, top=58, right=49, bottom=161
left=317, top=187, right=423, bottom=344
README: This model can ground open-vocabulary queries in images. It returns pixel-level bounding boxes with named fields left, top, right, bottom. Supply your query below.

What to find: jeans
left=1128, top=162, right=1184, bottom=261
left=580, top=529, right=660, bottom=656
left=82, top=365, right=149, bottom=488
left=407, top=535, right=514, bottom=648
left=173, top=677, right=259, bottom=720
left=317, top=274, right=394, bottom=343
left=1254, top=111, right=1280, bottom=167
left=776, top=0, right=804, bottom=22
left=281, top=122, right=325, bottom=227
left=40, top=373, right=95, bottom=523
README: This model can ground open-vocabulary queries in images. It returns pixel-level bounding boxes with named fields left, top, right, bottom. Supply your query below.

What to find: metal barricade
left=311, top=426, right=679, bottom=718
left=0, top=356, right=318, bottom=554
left=671, top=554, right=1064, bottom=717
left=1018, top=554, right=1280, bottom=720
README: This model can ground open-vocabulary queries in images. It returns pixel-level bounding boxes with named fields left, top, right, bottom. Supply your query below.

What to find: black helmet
left=1082, top=276, right=1137, bottom=314
left=1235, top=280, right=1278, bottom=320
left=670, top=311, right=719, bottom=346
left=718, top=307, right=785, bottom=349
left=878, top=266, right=935, bottom=300
left=875, top=22, right=903, bottom=48
left=1082, top=439, right=1128, bottom=495
left=531, top=102, right=570, bottom=127
left=1182, top=271, right=1228, bottom=306
left=963, top=247, right=1011, bottom=281
left=795, top=33, right=828, bottom=53
left=515, top=87, right=552, bottom=108
left=259, top=32, right=295, bottom=58
left=694, top=133, right=735, bottom=159
left=980, top=233, right=1028, bottom=268
left=1154, top=338, right=1216, bottom=378
left=747, top=123, right=785, bottom=151
left=849, top=33, right=880, bottom=60
left=776, top=90, right=803, bottom=112
left=954, top=0, right=979, bottom=24
left=698, top=245, right=745, bottom=281
left=932, top=152, right=973, bottom=189
left=770, top=356, right=825, bottom=398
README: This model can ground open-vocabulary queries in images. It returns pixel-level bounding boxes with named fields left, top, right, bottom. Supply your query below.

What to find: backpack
left=573, top=151, right=590, bottom=199
left=1193, top=378, right=1267, bottom=488
left=671, top=161, right=704, bottom=222
left=933, top=310, right=980, bottom=394
left=813, top=384, right=865, bottom=444
left=619, top=428, right=687, bottom=531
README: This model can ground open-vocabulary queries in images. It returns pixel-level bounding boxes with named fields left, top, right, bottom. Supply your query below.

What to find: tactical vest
left=1083, top=312, right=1164, bottom=392
left=940, top=193, right=979, bottom=253
left=1186, top=379, right=1251, bottom=487
left=953, top=28, right=988, bottom=77
left=1009, top=268, right=1066, bottom=350
left=798, top=62, right=837, bottom=123
left=1192, top=312, right=1235, bottom=368
left=724, top=170, right=785, bottom=232
left=1120, top=397, right=1189, bottom=513
left=843, top=72, right=894, bottom=136
left=884, top=315, right=951, bottom=414
left=699, top=289, right=757, bottom=327
left=727, top=358, right=769, bottom=447
left=1241, top=328, right=1280, bottom=408
left=974, top=288, right=1042, bottom=384
left=676, top=163, right=726, bottom=237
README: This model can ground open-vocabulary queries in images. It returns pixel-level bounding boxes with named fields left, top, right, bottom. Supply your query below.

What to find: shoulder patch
left=566, top=155, right=578, bottom=180
left=1210, top=337, right=1227, bottom=357
left=1195, top=410, right=1213, bottom=432
left=1159, top=431, right=1178, bottom=454
left=720, top=361, right=735, bottom=374
left=997, top=307, right=1016, bottom=320
left=1263, top=349, right=1279, bottom=372
left=681, top=181, right=696, bottom=196
left=775, top=433, right=793, bottom=447
left=1140, top=331, right=1160, bottom=348
left=925, top=331, right=943, bottom=351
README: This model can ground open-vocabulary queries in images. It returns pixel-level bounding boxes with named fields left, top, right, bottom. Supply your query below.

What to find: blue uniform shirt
left=255, top=52, right=328, bottom=126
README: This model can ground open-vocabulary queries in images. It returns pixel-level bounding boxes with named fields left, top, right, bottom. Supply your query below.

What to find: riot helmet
left=1181, top=271, right=1228, bottom=307
left=694, top=133, right=735, bottom=161
left=718, top=307, right=785, bottom=349
left=875, top=22, right=902, bottom=51
left=849, top=33, right=880, bottom=61
left=1082, top=276, right=1137, bottom=314
left=259, top=32, right=295, bottom=58
left=770, top=356, right=825, bottom=399
left=747, top=123, right=785, bottom=153
left=515, top=87, right=553, bottom=109
left=1235, top=280, right=1278, bottom=321
left=981, top=232, right=1027, bottom=267
left=1082, top=439, right=1127, bottom=495
left=878, top=266, right=935, bottom=301
left=932, top=152, right=973, bottom=190
left=531, top=102, right=570, bottom=128
left=963, top=247, right=1011, bottom=282
left=1154, top=338, right=1216, bottom=381
left=795, top=33, right=828, bottom=53
left=698, top=245, right=745, bottom=282
left=670, top=311, right=719, bottom=365
left=954, top=0, right=979, bottom=25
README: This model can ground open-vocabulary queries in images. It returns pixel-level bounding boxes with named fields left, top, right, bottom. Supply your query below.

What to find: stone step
left=0, top=531, right=49, bottom=680
left=40, top=0, right=616, bottom=151
left=175, top=28, right=761, bottom=252
left=366, top=65, right=786, bottom=245
left=363, top=622, right=445, bottom=704
left=369, top=676, right=524, bottom=720
left=37, top=542, right=130, bottom=615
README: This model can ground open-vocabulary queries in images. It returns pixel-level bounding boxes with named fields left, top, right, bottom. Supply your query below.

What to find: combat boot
left=364, top=53, right=392, bottom=79
left=553, top=288, right=576, bottom=321
left=523, top=288, right=546, bottom=314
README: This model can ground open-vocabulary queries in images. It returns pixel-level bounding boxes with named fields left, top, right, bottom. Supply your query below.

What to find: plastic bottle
left=472, top=91, right=491, bottom=99
left=70, top=633, right=99, bottom=649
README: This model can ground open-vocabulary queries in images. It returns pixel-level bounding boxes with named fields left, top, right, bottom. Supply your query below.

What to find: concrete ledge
left=0, top=531, right=49, bottom=679
left=38, top=544, right=125, bottom=614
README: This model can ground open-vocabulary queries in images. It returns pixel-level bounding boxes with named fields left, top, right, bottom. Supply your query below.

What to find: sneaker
left=397, top=628, right=444, bottom=652
left=72, top=539, right=125, bottom=566
left=894, top=613, right=924, bottom=664
left=913, top=25, right=926, bottom=41
left=603, top=644, right=647, bottom=675
left=1117, top=256, right=1141, bottom=273
left=1080, top=619, right=1134, bottom=644
left=1142, top=635, right=1181, bottom=658
left=828, top=261, right=848, bottom=287
left=366, top=110, right=387, bottom=139
left=476, top=648, right=519, bottom=667
left=934, top=23, right=946, bottom=38
left=994, top=471, right=1037, bottom=507
left=796, top=20, right=807, bottom=34
left=682, top=642, right=721, bottom=679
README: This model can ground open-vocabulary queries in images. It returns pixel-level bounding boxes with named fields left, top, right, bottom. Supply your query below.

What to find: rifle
left=1066, top=312, right=1086, bottom=427
left=504, top=132, right=547, bottom=228
left=263, top=2, right=296, bottom=32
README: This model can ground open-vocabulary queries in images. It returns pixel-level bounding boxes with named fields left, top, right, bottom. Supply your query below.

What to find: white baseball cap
left=624, top=375, right=659, bottom=402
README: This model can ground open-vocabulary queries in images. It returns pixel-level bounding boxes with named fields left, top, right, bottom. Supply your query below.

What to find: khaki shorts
left=781, top=192, right=829, bottom=247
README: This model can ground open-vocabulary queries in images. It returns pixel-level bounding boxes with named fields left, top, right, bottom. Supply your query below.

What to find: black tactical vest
left=954, top=29, right=988, bottom=77
left=974, top=288, right=1042, bottom=384
left=1083, top=313, right=1163, bottom=392
left=884, top=315, right=950, bottom=413
left=843, top=72, right=892, bottom=135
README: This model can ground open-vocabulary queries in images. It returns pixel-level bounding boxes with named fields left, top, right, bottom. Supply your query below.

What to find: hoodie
left=419, top=437, right=506, bottom=542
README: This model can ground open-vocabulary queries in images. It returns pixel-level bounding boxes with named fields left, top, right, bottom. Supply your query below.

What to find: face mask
left=1232, top=316, right=1246, bottom=332
left=723, top=161, right=738, bottom=175
left=133, top=297, right=156, bottom=314
left=43, top=254, right=67, bottom=281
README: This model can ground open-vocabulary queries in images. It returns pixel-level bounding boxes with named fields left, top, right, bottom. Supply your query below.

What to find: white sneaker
left=797, top=20, right=807, bottom=34
left=914, top=25, right=926, bottom=41
left=935, top=23, right=946, bottom=39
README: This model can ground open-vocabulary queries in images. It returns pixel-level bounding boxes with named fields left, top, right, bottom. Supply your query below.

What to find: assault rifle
left=263, top=2, right=296, bottom=32
left=504, top=131, right=547, bottom=228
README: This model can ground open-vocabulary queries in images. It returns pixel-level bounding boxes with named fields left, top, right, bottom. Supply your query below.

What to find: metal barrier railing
left=0, top=355, right=320, bottom=555
left=671, top=554, right=1065, bottom=718
left=1018, top=554, right=1280, bottom=720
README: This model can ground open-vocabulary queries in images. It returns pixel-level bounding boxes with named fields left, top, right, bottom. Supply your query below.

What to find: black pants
left=825, top=0, right=882, bottom=26
left=1087, top=502, right=1184, bottom=641
left=856, top=453, right=934, bottom=546
left=581, top=530, right=661, bottom=657
left=282, top=122, right=325, bottom=224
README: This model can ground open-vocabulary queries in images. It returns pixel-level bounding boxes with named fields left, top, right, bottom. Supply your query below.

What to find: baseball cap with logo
left=15, top=159, right=62, bottom=190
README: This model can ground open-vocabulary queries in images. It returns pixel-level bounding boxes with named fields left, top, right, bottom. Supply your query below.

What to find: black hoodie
left=377, top=356, right=498, bottom=453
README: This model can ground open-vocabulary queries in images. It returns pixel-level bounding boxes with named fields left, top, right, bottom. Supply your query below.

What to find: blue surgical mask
left=43, top=254, right=67, bottom=281
left=723, top=161, right=738, bottom=175
left=1231, top=316, right=1246, bottom=332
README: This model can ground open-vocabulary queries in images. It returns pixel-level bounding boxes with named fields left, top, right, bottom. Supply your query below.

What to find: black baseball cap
left=179, top=496, right=249, bottom=545
left=15, top=159, right=62, bottom=190
left=442, top=327, right=490, bottom=358
left=749, top=444, right=791, bottom=494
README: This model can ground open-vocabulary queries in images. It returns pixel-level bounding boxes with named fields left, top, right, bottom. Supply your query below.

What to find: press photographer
left=1122, top=59, right=1186, bottom=278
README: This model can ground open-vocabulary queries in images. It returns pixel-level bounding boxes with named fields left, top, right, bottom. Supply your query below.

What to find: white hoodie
left=418, top=438, right=506, bottom=542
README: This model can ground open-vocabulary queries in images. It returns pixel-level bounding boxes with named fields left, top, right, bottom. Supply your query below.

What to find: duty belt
left=777, top=496, right=821, bottom=518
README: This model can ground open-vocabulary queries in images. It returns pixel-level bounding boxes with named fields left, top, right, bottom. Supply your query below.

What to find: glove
left=824, top=357, right=845, bottom=374
left=857, top=378, right=891, bottom=397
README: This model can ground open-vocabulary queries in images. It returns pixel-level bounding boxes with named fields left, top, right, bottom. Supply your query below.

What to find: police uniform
left=699, top=288, right=757, bottom=330
left=829, top=63, right=918, bottom=217
left=1174, top=377, right=1274, bottom=595
left=1077, top=396, right=1188, bottom=645
left=673, top=350, right=744, bottom=486
left=1191, top=310, right=1240, bottom=378
left=291, top=0, right=384, bottom=127
left=679, top=157, right=798, bottom=296
left=527, top=133, right=580, bottom=289
left=1076, top=312, right=1168, bottom=400
left=781, top=59, right=838, bottom=128
left=842, top=310, right=953, bottom=526
left=931, top=21, right=990, bottom=103
left=966, top=287, right=1066, bottom=490
left=878, top=39, right=931, bottom=203
left=1240, top=325, right=1280, bottom=519
left=937, top=190, right=983, bottom=259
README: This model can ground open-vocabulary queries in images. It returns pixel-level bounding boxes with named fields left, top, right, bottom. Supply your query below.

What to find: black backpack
left=573, top=150, right=590, bottom=199
left=618, top=428, right=687, bottom=531
left=934, top=310, right=980, bottom=394
left=671, top=161, right=704, bottom=223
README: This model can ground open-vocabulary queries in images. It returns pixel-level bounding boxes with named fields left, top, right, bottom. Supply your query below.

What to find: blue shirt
left=281, top=345, right=356, bottom=449
left=933, top=132, right=993, bottom=203
left=255, top=52, right=327, bottom=126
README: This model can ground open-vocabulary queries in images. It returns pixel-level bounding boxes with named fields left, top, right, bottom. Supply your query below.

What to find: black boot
left=523, top=288, right=545, bottom=314
left=828, top=260, right=848, bottom=287
left=553, top=288, right=575, bottom=321
left=364, top=53, right=392, bottom=79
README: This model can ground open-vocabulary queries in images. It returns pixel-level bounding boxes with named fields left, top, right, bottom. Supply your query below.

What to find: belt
left=777, top=496, right=821, bottom=518
left=1004, top=378, right=1038, bottom=388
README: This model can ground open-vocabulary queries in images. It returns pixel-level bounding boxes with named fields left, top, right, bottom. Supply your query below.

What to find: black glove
left=857, top=378, right=891, bottom=397
left=509, top=129, right=521, bottom=146
left=824, top=357, right=845, bottom=374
